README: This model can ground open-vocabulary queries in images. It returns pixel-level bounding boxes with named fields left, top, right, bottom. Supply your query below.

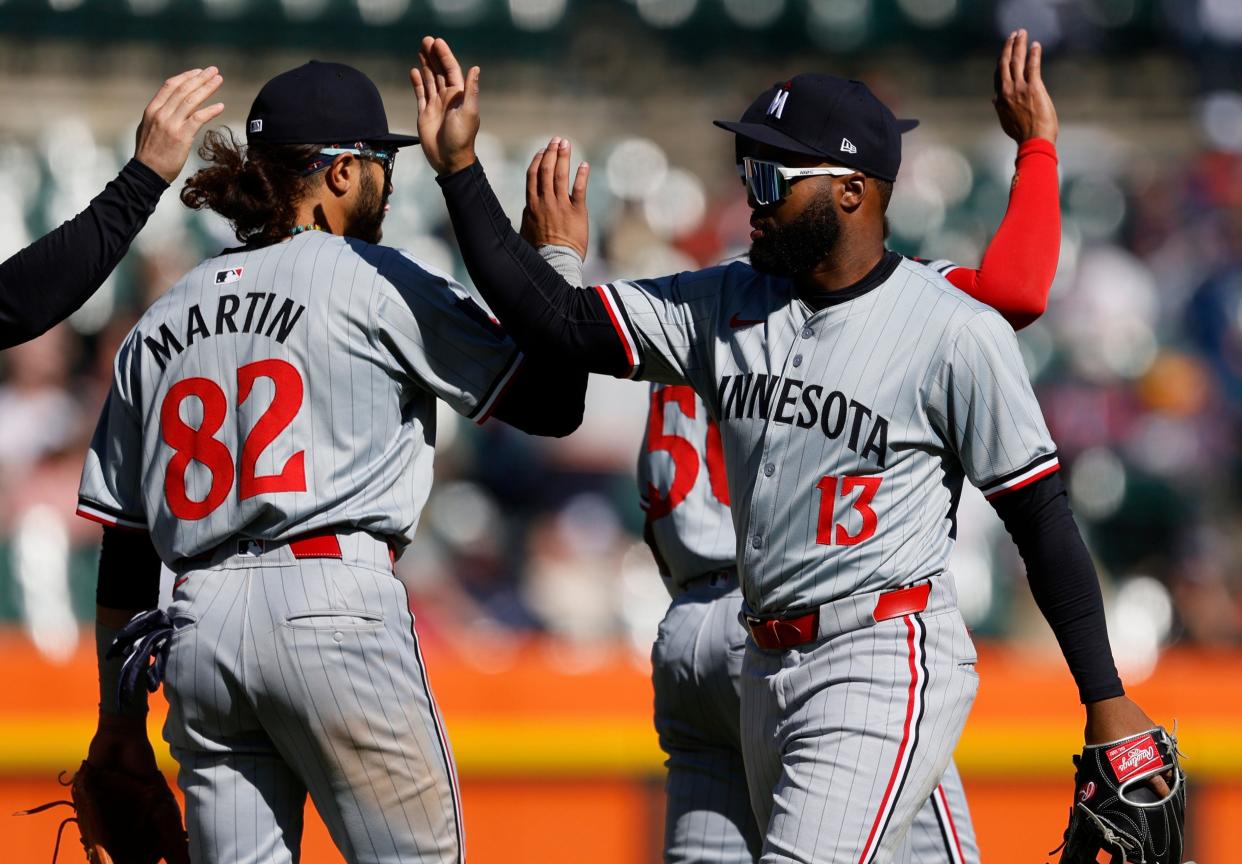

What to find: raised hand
left=520, top=137, right=591, bottom=259
left=411, top=36, right=481, bottom=176
left=993, top=29, right=1058, bottom=144
left=134, top=67, right=225, bottom=183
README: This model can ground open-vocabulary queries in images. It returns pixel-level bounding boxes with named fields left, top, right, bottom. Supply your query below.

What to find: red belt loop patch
left=289, top=534, right=342, bottom=559
left=873, top=582, right=931, bottom=623
left=747, top=609, right=819, bottom=650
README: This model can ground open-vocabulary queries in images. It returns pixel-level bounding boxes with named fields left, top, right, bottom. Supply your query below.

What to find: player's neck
left=292, top=199, right=344, bottom=238
left=796, top=237, right=886, bottom=295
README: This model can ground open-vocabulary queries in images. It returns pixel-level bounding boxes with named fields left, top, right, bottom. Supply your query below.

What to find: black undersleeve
left=437, top=161, right=628, bottom=376
left=96, top=527, right=161, bottom=611
left=0, top=160, right=167, bottom=349
left=989, top=471, right=1124, bottom=704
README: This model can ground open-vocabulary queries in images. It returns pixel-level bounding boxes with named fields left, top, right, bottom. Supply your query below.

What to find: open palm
left=411, top=37, right=481, bottom=176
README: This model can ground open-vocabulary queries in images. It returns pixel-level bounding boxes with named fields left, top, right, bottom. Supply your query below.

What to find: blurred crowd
left=2, top=55, right=1242, bottom=680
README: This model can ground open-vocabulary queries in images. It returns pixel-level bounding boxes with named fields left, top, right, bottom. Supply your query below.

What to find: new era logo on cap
left=841, top=138, right=857, bottom=154
left=249, top=119, right=263, bottom=133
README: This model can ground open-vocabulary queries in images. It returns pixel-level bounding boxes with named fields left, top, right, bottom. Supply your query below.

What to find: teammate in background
left=0, top=67, right=224, bottom=349
left=521, top=31, right=1059, bottom=864
left=416, top=37, right=1172, bottom=864
left=77, top=61, right=585, bottom=863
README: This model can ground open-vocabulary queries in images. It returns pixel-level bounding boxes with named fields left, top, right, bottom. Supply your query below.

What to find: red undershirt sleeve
left=943, top=138, right=1060, bottom=331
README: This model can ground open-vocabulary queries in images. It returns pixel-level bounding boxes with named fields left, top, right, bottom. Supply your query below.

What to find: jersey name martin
left=715, top=372, right=889, bottom=469
left=142, top=290, right=307, bottom=371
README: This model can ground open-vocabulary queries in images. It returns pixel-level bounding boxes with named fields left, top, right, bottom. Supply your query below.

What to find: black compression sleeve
left=989, top=471, right=1124, bottom=704
left=436, top=161, right=630, bottom=375
left=0, top=159, right=167, bottom=350
left=96, top=526, right=162, bottom=611
left=491, top=353, right=587, bottom=437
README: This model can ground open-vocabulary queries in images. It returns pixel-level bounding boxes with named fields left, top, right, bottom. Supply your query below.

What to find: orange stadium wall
left=1, top=632, right=1239, bottom=863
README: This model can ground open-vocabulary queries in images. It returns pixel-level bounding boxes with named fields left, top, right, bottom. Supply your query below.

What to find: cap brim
left=712, top=120, right=826, bottom=159
left=371, top=132, right=421, bottom=148
left=897, top=118, right=919, bottom=133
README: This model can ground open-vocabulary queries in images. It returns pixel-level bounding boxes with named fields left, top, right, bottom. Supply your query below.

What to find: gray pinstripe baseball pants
left=162, top=535, right=463, bottom=864
left=740, top=576, right=978, bottom=864
left=654, top=575, right=979, bottom=864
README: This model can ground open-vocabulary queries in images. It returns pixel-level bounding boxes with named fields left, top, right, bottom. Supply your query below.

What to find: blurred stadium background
left=2, top=0, right=1242, bottom=860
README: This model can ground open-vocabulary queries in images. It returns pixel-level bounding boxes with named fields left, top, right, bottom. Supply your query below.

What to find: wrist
left=439, top=151, right=478, bottom=178
left=1017, top=136, right=1058, bottom=158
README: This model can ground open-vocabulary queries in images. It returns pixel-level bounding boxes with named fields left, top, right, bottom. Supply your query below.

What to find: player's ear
left=323, top=153, right=355, bottom=197
left=838, top=174, right=866, bottom=214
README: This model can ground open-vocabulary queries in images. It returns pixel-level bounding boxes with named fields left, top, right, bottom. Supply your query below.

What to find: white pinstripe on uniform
left=78, top=231, right=529, bottom=862
left=597, top=256, right=1057, bottom=861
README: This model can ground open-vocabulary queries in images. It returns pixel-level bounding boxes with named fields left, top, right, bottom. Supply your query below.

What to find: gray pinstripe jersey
left=637, top=256, right=976, bottom=593
left=597, top=255, right=1058, bottom=614
left=78, top=230, right=521, bottom=563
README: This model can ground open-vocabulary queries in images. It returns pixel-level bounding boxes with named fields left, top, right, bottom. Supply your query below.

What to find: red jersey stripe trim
left=75, top=502, right=146, bottom=531
left=983, top=460, right=1060, bottom=501
left=857, top=614, right=926, bottom=864
left=592, top=284, right=639, bottom=378
left=933, top=784, right=966, bottom=864
left=473, top=351, right=524, bottom=425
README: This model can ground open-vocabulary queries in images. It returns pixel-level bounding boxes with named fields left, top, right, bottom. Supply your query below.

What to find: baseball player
left=416, top=37, right=1172, bottom=864
left=516, top=32, right=1063, bottom=864
left=0, top=67, right=224, bottom=349
left=76, top=60, right=585, bottom=864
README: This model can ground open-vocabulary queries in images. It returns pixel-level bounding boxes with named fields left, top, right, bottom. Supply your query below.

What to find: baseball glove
left=17, top=760, right=189, bottom=864
left=1052, top=726, right=1186, bottom=864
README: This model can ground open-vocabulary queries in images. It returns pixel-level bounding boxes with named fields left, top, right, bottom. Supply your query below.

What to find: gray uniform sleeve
left=927, top=310, right=1060, bottom=499
left=597, top=268, right=723, bottom=387
left=372, top=250, right=523, bottom=424
left=77, top=331, right=148, bottom=530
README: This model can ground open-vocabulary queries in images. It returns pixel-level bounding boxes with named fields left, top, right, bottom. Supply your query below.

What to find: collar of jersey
left=796, top=249, right=901, bottom=312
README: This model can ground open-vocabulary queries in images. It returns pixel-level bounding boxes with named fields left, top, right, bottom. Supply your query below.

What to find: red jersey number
left=160, top=359, right=306, bottom=520
left=815, top=475, right=882, bottom=546
left=644, top=385, right=730, bottom=520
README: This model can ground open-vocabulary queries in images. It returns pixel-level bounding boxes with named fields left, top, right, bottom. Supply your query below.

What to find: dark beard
left=346, top=168, right=388, bottom=244
left=749, top=196, right=841, bottom=277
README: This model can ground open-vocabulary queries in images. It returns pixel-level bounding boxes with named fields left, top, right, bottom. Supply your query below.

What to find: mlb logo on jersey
left=215, top=267, right=244, bottom=285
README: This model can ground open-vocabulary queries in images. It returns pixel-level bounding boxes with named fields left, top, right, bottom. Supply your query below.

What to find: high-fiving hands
left=134, top=66, right=225, bottom=184
left=411, top=37, right=481, bottom=176
left=520, top=138, right=591, bottom=260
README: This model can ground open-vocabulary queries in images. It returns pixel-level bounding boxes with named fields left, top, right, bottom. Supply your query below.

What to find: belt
left=744, top=582, right=932, bottom=651
left=185, top=531, right=396, bottom=567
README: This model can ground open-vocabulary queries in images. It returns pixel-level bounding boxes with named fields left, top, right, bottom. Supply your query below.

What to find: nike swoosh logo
left=729, top=313, right=764, bottom=329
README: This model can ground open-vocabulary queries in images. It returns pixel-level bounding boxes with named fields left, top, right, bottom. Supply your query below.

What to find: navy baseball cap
left=714, top=74, right=916, bottom=182
left=246, top=61, right=419, bottom=148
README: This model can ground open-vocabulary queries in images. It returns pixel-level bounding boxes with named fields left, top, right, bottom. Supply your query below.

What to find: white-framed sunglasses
left=739, top=156, right=858, bottom=206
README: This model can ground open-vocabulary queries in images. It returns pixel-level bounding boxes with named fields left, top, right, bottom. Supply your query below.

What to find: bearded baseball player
left=519, top=32, right=1062, bottom=864
left=416, top=36, right=1184, bottom=864
left=75, top=60, right=585, bottom=864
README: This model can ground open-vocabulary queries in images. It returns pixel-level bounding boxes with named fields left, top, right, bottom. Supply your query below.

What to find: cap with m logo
left=714, top=73, right=918, bottom=182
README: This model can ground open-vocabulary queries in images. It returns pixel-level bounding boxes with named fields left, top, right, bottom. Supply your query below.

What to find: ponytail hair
left=181, top=128, right=321, bottom=247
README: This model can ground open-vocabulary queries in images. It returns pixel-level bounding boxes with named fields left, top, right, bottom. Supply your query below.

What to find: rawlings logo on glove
left=1053, top=726, right=1187, bottom=864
